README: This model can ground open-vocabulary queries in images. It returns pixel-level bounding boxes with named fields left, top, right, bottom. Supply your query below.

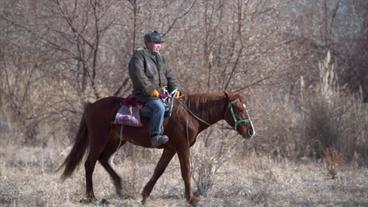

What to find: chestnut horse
left=59, top=91, right=254, bottom=205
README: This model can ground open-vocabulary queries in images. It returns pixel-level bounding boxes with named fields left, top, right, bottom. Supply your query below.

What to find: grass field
left=1, top=143, right=367, bottom=207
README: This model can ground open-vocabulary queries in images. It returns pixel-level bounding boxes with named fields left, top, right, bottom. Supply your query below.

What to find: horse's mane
left=183, top=92, right=227, bottom=123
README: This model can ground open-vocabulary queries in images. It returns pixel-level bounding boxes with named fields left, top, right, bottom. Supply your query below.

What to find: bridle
left=178, top=97, right=252, bottom=131
left=227, top=99, right=252, bottom=131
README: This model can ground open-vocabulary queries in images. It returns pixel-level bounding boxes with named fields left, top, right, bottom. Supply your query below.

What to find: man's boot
left=151, top=134, right=169, bottom=147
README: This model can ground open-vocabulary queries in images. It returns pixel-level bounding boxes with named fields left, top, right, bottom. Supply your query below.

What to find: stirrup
left=151, top=134, right=169, bottom=147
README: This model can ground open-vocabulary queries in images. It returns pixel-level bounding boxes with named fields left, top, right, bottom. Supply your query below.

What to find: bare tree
left=1, top=0, right=367, bottom=147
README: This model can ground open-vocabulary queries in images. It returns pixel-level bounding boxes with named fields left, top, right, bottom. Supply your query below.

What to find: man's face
left=146, top=42, right=162, bottom=54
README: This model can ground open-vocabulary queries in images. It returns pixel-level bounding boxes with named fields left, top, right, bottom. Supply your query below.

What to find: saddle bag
left=114, top=104, right=142, bottom=127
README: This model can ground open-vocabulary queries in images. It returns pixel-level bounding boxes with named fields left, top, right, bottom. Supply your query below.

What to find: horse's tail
left=58, top=104, right=91, bottom=180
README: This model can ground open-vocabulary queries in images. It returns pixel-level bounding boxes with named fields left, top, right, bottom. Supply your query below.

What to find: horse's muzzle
left=249, top=128, right=254, bottom=137
left=243, top=128, right=254, bottom=139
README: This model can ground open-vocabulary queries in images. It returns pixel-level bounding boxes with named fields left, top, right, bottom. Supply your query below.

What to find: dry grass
left=1, top=143, right=368, bottom=207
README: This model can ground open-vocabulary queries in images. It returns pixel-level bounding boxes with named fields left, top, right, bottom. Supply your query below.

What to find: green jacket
left=128, top=47, right=181, bottom=101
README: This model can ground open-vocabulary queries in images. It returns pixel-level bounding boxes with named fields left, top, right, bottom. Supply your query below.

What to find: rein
left=177, top=99, right=212, bottom=126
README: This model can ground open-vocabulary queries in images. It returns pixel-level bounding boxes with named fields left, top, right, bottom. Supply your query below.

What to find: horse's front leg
left=177, top=147, right=200, bottom=205
left=141, top=148, right=176, bottom=204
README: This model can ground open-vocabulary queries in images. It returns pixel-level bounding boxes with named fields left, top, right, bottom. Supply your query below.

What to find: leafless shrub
left=301, top=51, right=367, bottom=163
left=120, top=159, right=143, bottom=198
left=253, top=51, right=368, bottom=166
left=324, top=147, right=343, bottom=179
left=191, top=130, right=219, bottom=197
left=0, top=179, right=19, bottom=206
left=191, top=128, right=238, bottom=197
left=249, top=189, right=270, bottom=206
left=192, top=155, right=215, bottom=197
left=246, top=87, right=308, bottom=160
left=112, top=145, right=155, bottom=198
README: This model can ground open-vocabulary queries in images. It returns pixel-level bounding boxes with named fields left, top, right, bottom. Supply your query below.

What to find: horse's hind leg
left=84, top=153, right=98, bottom=202
left=141, top=148, right=176, bottom=204
left=99, top=139, right=127, bottom=197
left=83, top=126, right=111, bottom=203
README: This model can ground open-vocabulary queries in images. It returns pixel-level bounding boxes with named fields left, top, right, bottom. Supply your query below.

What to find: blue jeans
left=140, top=99, right=165, bottom=137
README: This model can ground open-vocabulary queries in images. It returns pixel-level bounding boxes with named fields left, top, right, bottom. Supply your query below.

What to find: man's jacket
left=128, top=47, right=181, bottom=101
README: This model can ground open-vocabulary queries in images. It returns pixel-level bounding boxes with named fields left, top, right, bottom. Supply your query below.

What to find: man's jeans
left=140, top=99, right=165, bottom=137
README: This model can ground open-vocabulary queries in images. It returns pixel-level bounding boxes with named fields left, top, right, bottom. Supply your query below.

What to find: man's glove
left=151, top=89, right=159, bottom=97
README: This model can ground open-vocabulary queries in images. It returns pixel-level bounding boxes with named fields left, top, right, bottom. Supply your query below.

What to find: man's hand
left=151, top=89, right=159, bottom=97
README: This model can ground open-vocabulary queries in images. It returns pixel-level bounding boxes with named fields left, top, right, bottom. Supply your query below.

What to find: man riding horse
left=128, top=31, right=182, bottom=147
left=59, top=31, right=255, bottom=205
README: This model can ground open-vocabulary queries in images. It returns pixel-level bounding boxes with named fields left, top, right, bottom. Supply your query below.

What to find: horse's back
left=91, top=96, right=123, bottom=106
left=84, top=96, right=123, bottom=126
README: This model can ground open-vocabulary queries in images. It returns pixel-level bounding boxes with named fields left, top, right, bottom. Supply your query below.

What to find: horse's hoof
left=80, top=197, right=97, bottom=204
left=141, top=197, right=147, bottom=205
left=117, top=189, right=125, bottom=198
left=117, top=190, right=133, bottom=200
left=100, top=198, right=109, bottom=204
left=188, top=196, right=200, bottom=205
left=119, top=194, right=131, bottom=200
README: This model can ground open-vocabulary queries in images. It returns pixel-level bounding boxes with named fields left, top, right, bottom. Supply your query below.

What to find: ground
left=0, top=145, right=367, bottom=207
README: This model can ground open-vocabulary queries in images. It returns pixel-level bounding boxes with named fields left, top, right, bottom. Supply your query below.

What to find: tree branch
left=162, top=0, right=197, bottom=37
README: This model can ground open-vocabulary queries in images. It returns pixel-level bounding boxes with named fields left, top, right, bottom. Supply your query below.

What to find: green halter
left=228, top=99, right=252, bottom=131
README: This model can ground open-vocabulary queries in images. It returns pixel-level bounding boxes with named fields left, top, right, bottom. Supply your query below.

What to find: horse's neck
left=186, top=93, right=226, bottom=127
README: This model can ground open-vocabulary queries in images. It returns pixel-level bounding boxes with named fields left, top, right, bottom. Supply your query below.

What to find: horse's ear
left=224, top=91, right=236, bottom=101
left=224, top=91, right=229, bottom=100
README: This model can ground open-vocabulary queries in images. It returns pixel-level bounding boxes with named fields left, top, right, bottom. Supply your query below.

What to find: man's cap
left=144, top=31, right=164, bottom=44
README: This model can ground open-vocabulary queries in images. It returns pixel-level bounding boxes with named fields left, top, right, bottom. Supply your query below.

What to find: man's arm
left=163, top=57, right=182, bottom=93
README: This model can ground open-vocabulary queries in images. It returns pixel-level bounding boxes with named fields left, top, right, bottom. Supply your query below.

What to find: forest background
left=0, top=0, right=367, bottom=206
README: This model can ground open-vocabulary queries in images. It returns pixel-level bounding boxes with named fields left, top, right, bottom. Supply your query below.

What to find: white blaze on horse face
left=243, top=103, right=255, bottom=137
left=249, top=118, right=255, bottom=137
left=247, top=111, right=255, bottom=137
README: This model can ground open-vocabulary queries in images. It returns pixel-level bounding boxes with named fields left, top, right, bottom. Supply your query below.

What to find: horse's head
left=224, top=92, right=255, bottom=139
